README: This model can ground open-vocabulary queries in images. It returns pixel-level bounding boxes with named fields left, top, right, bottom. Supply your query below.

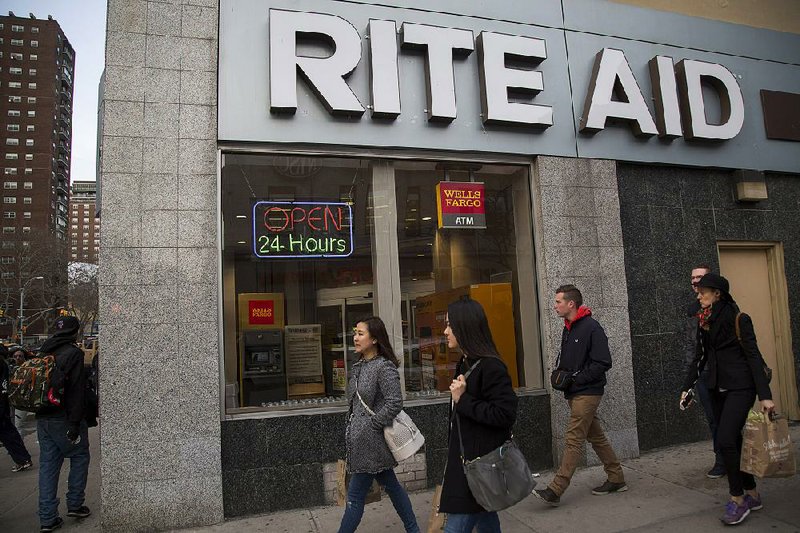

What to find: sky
left=5, top=0, right=107, bottom=182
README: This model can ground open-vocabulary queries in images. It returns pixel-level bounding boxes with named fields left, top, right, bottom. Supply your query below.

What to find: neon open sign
left=252, top=201, right=354, bottom=259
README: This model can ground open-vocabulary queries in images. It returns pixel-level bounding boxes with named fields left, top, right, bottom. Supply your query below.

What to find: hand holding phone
left=680, top=390, right=695, bottom=411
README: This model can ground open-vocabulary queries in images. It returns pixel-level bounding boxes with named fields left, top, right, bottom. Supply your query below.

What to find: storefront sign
left=252, top=201, right=354, bottom=259
left=268, top=10, right=744, bottom=140
left=219, top=0, right=800, bottom=173
left=248, top=299, right=275, bottom=325
left=436, top=182, right=486, bottom=229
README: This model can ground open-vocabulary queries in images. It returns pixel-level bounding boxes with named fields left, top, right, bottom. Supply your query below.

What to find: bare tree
left=0, top=234, right=68, bottom=342
left=67, top=262, right=99, bottom=337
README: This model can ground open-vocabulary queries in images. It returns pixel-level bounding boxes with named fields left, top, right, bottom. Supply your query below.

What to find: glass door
left=345, top=296, right=373, bottom=371
left=317, top=300, right=345, bottom=398
left=317, top=291, right=373, bottom=398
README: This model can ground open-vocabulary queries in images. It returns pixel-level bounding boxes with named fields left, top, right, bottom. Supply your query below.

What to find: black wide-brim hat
left=696, top=272, right=730, bottom=294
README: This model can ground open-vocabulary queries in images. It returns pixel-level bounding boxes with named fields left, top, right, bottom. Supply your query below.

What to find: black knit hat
left=52, top=316, right=80, bottom=338
left=696, top=273, right=730, bottom=294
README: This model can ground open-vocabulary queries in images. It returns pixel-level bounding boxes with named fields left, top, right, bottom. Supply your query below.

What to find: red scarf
left=565, top=305, right=592, bottom=331
left=697, top=306, right=712, bottom=330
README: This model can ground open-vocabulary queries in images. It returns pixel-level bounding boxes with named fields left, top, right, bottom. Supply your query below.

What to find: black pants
left=696, top=373, right=723, bottom=467
left=710, top=388, right=757, bottom=496
left=0, top=413, right=31, bottom=464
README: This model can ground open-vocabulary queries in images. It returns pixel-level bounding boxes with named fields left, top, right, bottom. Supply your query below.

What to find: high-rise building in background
left=0, top=12, right=74, bottom=340
left=69, top=180, right=99, bottom=263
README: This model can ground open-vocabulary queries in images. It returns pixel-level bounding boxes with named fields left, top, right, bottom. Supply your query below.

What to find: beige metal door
left=719, top=244, right=800, bottom=419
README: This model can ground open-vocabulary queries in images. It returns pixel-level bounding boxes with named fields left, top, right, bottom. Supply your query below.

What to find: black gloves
left=67, top=423, right=80, bottom=444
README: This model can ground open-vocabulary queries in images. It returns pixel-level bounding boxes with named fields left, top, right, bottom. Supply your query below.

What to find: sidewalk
left=0, top=419, right=100, bottom=533
left=1, top=423, right=798, bottom=532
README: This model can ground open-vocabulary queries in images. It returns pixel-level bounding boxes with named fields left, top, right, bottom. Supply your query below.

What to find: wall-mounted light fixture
left=734, top=169, right=768, bottom=202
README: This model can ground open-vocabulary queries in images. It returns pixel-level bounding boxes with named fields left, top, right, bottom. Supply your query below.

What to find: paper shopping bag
left=335, top=459, right=382, bottom=506
left=426, top=484, right=445, bottom=533
left=740, top=410, right=796, bottom=478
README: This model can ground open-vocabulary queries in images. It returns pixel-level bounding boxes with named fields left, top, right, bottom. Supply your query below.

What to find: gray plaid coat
left=345, top=356, right=403, bottom=474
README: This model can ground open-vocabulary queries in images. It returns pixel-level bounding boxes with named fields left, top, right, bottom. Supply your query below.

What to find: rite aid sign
left=219, top=0, right=800, bottom=173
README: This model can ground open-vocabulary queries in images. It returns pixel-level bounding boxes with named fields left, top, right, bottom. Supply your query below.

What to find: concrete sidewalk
left=0, top=419, right=100, bottom=533
left=1, top=423, right=798, bottom=532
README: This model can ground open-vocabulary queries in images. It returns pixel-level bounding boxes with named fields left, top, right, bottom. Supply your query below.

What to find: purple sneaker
left=721, top=500, right=750, bottom=525
left=744, top=494, right=763, bottom=511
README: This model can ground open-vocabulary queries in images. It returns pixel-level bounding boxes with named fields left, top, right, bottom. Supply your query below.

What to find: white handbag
left=356, top=389, right=425, bottom=462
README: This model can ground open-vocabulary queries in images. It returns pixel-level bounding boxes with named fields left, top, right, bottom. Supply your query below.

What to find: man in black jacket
left=534, top=284, right=626, bottom=506
left=0, top=344, right=33, bottom=472
left=684, top=264, right=726, bottom=479
left=36, top=316, right=91, bottom=532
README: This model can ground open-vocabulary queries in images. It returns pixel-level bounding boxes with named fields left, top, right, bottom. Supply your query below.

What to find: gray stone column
left=99, top=1, right=223, bottom=529
left=532, top=157, right=640, bottom=468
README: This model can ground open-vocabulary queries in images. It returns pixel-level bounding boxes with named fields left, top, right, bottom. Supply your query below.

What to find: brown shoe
left=533, top=487, right=561, bottom=506
left=592, top=480, right=628, bottom=495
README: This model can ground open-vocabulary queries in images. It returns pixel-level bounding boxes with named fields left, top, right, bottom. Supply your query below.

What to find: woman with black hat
left=680, top=272, right=774, bottom=526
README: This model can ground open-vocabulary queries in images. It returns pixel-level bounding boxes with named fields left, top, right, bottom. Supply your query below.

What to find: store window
left=222, top=154, right=375, bottom=413
left=392, top=161, right=541, bottom=396
left=221, top=153, right=542, bottom=416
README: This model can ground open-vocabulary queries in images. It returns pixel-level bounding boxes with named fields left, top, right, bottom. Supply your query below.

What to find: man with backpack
left=0, top=344, right=33, bottom=472
left=36, top=316, right=91, bottom=532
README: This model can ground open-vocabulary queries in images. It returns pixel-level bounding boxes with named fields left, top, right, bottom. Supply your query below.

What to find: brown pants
left=549, top=394, right=624, bottom=496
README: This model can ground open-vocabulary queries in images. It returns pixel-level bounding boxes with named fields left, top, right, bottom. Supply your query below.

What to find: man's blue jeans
left=37, top=417, right=90, bottom=526
left=338, top=468, right=420, bottom=533
left=444, top=511, right=501, bottom=533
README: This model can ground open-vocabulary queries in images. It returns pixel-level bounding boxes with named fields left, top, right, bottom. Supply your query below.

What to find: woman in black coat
left=680, top=273, right=774, bottom=527
left=439, top=298, right=518, bottom=533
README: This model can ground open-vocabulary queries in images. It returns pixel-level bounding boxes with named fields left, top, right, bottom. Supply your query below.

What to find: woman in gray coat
left=338, top=316, right=420, bottom=533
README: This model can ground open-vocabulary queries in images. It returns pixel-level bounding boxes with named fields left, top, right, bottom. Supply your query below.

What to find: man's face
left=554, top=293, right=574, bottom=318
left=690, top=268, right=710, bottom=293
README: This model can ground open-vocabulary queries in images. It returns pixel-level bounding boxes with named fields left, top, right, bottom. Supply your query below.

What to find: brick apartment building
left=69, top=180, right=99, bottom=263
left=0, top=12, right=74, bottom=339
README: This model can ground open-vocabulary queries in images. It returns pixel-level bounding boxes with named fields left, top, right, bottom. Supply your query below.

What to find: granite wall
left=617, top=164, right=800, bottom=451
left=99, top=0, right=223, bottom=529
left=220, top=394, right=552, bottom=517
left=533, top=157, right=640, bottom=467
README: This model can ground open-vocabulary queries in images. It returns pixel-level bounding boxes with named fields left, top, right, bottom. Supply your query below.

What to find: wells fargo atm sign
left=252, top=201, right=353, bottom=258
left=436, top=182, right=486, bottom=229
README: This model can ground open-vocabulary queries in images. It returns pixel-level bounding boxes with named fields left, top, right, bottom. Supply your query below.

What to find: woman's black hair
left=446, top=298, right=500, bottom=359
left=356, top=316, right=400, bottom=367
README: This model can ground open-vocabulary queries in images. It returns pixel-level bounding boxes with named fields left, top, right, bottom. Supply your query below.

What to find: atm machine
left=241, top=329, right=285, bottom=405
left=238, top=293, right=287, bottom=406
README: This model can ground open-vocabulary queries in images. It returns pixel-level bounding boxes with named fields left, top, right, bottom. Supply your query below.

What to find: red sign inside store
left=436, top=181, right=486, bottom=229
left=248, top=300, right=275, bottom=325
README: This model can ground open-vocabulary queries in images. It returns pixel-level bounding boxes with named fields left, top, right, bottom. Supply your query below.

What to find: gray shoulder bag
left=454, top=359, right=534, bottom=511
